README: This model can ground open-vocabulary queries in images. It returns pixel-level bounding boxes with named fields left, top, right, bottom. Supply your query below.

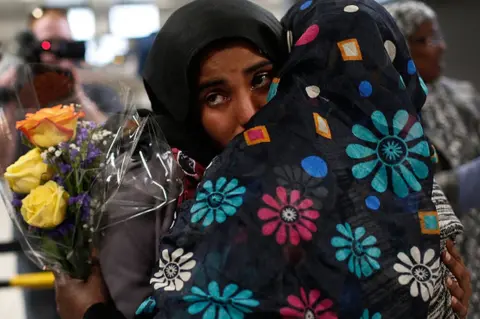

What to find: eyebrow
left=198, top=79, right=226, bottom=93
left=243, top=60, right=272, bottom=74
left=198, top=60, right=273, bottom=94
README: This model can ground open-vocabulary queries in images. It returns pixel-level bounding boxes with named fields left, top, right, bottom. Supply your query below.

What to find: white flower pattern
left=393, top=246, right=440, bottom=302
left=150, top=248, right=196, bottom=292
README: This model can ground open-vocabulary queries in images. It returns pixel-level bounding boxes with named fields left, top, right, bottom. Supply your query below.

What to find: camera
left=15, top=31, right=86, bottom=64
left=0, top=32, right=81, bottom=105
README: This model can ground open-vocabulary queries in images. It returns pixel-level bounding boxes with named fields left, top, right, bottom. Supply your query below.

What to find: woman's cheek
left=201, top=109, right=229, bottom=146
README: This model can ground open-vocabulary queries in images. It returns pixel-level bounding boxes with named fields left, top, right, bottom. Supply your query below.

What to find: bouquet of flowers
left=0, top=63, right=183, bottom=279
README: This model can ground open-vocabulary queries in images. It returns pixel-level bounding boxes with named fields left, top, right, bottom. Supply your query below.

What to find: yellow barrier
left=1, top=272, right=55, bottom=289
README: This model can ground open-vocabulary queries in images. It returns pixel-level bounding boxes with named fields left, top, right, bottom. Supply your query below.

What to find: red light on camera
left=41, top=41, right=51, bottom=50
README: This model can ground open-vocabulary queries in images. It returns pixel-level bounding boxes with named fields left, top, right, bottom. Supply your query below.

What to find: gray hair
left=385, top=1, right=437, bottom=38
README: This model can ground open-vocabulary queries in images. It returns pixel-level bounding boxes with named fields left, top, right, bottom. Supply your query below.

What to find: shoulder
left=439, top=76, right=477, bottom=98
left=437, top=76, right=479, bottom=115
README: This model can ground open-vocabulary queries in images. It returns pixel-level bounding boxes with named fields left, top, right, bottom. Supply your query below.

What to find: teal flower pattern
left=191, top=177, right=246, bottom=227
left=184, top=281, right=260, bottom=319
left=331, top=223, right=381, bottom=278
left=135, top=296, right=157, bottom=316
left=361, top=309, right=381, bottom=319
left=346, top=110, right=430, bottom=198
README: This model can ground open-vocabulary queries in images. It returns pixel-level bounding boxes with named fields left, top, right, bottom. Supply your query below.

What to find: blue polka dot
left=300, top=0, right=312, bottom=10
left=407, top=60, right=416, bottom=75
left=359, top=81, right=373, bottom=97
left=419, top=76, right=428, bottom=95
left=366, top=196, right=380, bottom=210
left=301, top=156, right=328, bottom=178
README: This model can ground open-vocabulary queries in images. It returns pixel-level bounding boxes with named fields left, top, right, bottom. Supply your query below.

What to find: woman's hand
left=442, top=239, right=471, bottom=318
left=54, top=262, right=108, bottom=319
left=0, top=66, right=17, bottom=87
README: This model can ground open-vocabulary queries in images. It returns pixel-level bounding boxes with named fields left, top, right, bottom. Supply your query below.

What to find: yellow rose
left=16, top=104, right=85, bottom=148
left=21, top=181, right=69, bottom=228
left=4, top=148, right=52, bottom=194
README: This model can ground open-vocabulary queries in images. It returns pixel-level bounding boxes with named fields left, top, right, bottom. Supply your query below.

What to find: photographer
left=0, top=8, right=124, bottom=319
left=0, top=8, right=123, bottom=122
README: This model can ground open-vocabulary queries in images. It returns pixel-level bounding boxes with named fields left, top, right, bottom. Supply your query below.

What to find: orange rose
left=16, top=105, right=85, bottom=148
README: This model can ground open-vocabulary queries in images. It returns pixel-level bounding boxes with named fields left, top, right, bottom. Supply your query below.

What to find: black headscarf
left=147, top=0, right=460, bottom=318
left=142, top=0, right=286, bottom=165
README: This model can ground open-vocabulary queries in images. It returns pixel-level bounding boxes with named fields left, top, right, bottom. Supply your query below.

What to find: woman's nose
left=235, top=95, right=260, bottom=127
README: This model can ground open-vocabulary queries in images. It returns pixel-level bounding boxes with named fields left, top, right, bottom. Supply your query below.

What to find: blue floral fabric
left=190, top=178, right=246, bottom=226
left=148, top=0, right=447, bottom=318
left=331, top=223, right=381, bottom=278
left=346, top=110, right=430, bottom=198
left=184, top=282, right=260, bottom=318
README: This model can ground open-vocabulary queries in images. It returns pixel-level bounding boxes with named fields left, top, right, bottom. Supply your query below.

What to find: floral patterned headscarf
left=149, top=1, right=460, bottom=318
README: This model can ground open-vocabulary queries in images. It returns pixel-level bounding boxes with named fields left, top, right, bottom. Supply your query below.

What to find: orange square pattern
left=418, top=211, right=440, bottom=235
left=337, top=38, right=363, bottom=61
left=244, top=126, right=271, bottom=146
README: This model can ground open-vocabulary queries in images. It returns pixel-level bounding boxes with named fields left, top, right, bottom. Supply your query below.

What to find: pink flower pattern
left=258, top=186, right=320, bottom=246
left=280, top=288, right=337, bottom=319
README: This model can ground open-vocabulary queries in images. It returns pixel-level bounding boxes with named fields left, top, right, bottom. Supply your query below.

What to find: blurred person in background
left=0, top=44, right=22, bottom=170
left=0, top=8, right=123, bottom=122
left=0, top=7, right=124, bottom=319
left=0, top=43, right=21, bottom=75
left=53, top=0, right=471, bottom=319
left=387, top=1, right=480, bottom=317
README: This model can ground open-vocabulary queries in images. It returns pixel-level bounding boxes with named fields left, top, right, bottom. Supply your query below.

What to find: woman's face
left=408, top=19, right=446, bottom=84
left=197, top=41, right=274, bottom=147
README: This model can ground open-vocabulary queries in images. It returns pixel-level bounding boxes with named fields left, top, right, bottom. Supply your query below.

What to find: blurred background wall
left=426, top=0, right=480, bottom=89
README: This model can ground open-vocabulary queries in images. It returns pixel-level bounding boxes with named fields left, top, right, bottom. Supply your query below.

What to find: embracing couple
left=54, top=0, right=471, bottom=318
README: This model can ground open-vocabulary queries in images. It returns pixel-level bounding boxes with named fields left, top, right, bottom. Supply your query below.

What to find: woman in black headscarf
left=53, top=0, right=470, bottom=318
left=143, top=0, right=286, bottom=167
left=55, top=1, right=287, bottom=319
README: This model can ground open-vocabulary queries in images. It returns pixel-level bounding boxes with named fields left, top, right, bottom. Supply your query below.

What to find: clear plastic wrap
left=0, top=63, right=183, bottom=279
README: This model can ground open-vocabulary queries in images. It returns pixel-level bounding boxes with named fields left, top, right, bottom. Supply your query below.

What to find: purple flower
left=52, top=175, right=65, bottom=187
left=76, top=127, right=89, bottom=144
left=12, top=193, right=25, bottom=208
left=87, top=147, right=101, bottom=162
left=59, top=163, right=71, bottom=174
left=47, top=221, right=75, bottom=238
left=81, top=144, right=102, bottom=167
left=70, top=149, right=79, bottom=159
left=68, top=193, right=91, bottom=221
left=88, top=142, right=101, bottom=156
left=81, top=205, right=90, bottom=221
left=30, top=219, right=77, bottom=239
left=12, top=198, right=22, bottom=208
left=68, top=193, right=86, bottom=205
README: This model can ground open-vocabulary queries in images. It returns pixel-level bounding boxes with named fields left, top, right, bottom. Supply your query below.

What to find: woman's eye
left=251, top=72, right=272, bottom=90
left=412, top=36, right=428, bottom=45
left=205, top=93, right=228, bottom=107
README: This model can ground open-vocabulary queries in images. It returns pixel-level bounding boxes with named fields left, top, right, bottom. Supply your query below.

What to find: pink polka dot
left=295, top=24, right=319, bottom=46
